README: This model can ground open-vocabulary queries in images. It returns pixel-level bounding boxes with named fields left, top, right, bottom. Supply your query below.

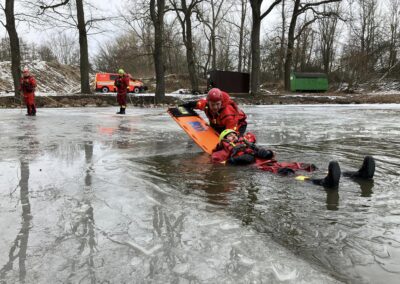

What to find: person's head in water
left=118, top=69, right=125, bottom=77
left=22, top=67, right=30, bottom=77
left=207, top=88, right=223, bottom=113
left=219, top=129, right=238, bottom=143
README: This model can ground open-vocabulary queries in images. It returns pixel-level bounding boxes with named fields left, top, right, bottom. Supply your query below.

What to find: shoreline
left=1, top=92, right=400, bottom=108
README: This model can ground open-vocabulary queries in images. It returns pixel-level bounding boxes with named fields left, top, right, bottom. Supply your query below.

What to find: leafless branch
left=261, top=0, right=282, bottom=20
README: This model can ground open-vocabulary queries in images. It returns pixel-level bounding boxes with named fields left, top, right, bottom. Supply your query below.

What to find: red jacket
left=195, top=91, right=247, bottom=133
left=114, top=75, right=130, bottom=95
left=212, top=137, right=254, bottom=163
left=20, top=76, right=37, bottom=105
left=20, top=76, right=36, bottom=94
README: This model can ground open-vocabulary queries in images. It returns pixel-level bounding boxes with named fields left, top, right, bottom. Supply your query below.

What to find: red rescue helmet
left=207, top=88, right=222, bottom=102
left=244, top=132, right=256, bottom=143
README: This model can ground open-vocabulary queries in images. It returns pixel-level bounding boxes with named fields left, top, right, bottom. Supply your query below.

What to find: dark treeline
left=1, top=0, right=400, bottom=99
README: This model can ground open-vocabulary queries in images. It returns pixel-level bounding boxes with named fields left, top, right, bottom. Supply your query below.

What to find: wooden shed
left=207, top=70, right=250, bottom=93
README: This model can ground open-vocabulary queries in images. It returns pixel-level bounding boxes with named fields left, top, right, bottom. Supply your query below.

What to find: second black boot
left=312, top=161, right=341, bottom=188
left=343, top=156, right=375, bottom=179
left=116, top=107, right=123, bottom=114
left=31, top=105, right=36, bottom=116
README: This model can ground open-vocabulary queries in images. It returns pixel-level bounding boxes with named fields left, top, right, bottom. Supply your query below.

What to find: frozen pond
left=1, top=105, right=399, bottom=283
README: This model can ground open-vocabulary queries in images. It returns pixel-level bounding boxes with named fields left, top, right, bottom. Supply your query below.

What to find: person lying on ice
left=180, top=88, right=248, bottom=135
left=212, top=129, right=376, bottom=188
left=211, top=129, right=274, bottom=165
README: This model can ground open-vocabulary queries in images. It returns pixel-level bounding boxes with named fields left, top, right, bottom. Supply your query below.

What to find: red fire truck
left=95, top=73, right=147, bottom=93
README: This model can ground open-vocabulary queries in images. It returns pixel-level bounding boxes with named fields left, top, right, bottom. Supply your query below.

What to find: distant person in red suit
left=114, top=69, right=130, bottom=114
left=20, top=67, right=37, bottom=116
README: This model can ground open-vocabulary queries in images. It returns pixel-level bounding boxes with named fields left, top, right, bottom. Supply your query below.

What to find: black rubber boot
left=116, top=107, right=124, bottom=114
left=312, top=161, right=341, bottom=188
left=31, top=105, right=36, bottom=116
left=343, top=156, right=375, bottom=179
left=227, top=154, right=255, bottom=165
left=277, top=167, right=295, bottom=176
left=256, top=148, right=274, bottom=160
left=26, top=105, right=31, bottom=116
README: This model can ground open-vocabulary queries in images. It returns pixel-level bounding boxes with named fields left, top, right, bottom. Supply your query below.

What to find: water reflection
left=0, top=159, right=32, bottom=283
left=198, top=167, right=236, bottom=206
left=326, top=189, right=339, bottom=211
left=66, top=140, right=97, bottom=283
left=0, top=118, right=40, bottom=283
left=355, top=179, right=374, bottom=197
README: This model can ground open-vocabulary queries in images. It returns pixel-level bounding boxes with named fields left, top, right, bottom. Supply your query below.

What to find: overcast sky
left=1, top=0, right=312, bottom=57
left=0, top=0, right=125, bottom=56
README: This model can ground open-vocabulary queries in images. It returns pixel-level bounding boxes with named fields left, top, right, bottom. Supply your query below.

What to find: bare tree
left=42, top=33, right=79, bottom=65
left=223, top=0, right=250, bottom=73
left=342, top=0, right=381, bottom=85
left=385, top=0, right=400, bottom=72
left=196, top=0, right=229, bottom=70
left=293, top=17, right=315, bottom=71
left=250, top=0, right=282, bottom=95
left=150, top=0, right=167, bottom=100
left=37, top=44, right=58, bottom=62
left=38, top=0, right=107, bottom=94
left=318, top=3, right=340, bottom=73
left=0, top=37, right=11, bottom=61
left=169, top=0, right=201, bottom=93
left=284, top=0, right=341, bottom=91
left=237, top=0, right=248, bottom=72
left=278, top=0, right=286, bottom=80
left=1, top=0, right=21, bottom=98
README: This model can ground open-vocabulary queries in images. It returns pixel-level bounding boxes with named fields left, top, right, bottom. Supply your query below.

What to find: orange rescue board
left=167, top=107, right=219, bottom=154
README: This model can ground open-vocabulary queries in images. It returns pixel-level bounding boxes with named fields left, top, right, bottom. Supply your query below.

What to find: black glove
left=256, top=148, right=274, bottom=160
left=227, top=154, right=255, bottom=165
left=231, top=144, right=246, bottom=157
left=179, top=101, right=197, bottom=109
left=243, top=139, right=257, bottom=150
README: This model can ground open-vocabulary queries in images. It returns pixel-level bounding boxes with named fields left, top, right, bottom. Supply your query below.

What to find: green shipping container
left=290, top=72, right=328, bottom=92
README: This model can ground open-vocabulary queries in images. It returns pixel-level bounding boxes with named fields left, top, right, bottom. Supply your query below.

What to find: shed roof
left=293, top=72, right=327, bottom=78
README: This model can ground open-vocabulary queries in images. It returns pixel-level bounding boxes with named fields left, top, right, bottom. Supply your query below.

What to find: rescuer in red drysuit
left=180, top=88, right=247, bottom=135
left=114, top=68, right=130, bottom=114
left=20, top=67, right=37, bottom=116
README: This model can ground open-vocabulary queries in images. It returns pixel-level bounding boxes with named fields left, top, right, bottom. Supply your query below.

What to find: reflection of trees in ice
left=0, top=160, right=32, bottom=283
left=55, top=140, right=98, bottom=284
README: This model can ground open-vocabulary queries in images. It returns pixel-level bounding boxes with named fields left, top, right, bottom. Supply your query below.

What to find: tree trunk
left=284, top=0, right=300, bottom=91
left=238, top=0, right=246, bottom=73
left=211, top=1, right=217, bottom=70
left=211, top=28, right=216, bottom=71
left=250, top=0, right=261, bottom=95
left=76, top=0, right=91, bottom=94
left=150, top=0, right=166, bottom=101
left=185, top=15, right=199, bottom=93
left=4, top=0, right=21, bottom=99
left=279, top=0, right=285, bottom=80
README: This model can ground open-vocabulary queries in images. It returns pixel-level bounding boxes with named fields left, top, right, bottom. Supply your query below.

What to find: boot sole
left=326, top=161, right=341, bottom=188
left=361, top=156, right=375, bottom=179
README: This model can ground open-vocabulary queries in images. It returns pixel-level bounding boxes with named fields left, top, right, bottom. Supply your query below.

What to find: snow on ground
left=0, top=60, right=87, bottom=94
left=2, top=60, right=400, bottom=98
